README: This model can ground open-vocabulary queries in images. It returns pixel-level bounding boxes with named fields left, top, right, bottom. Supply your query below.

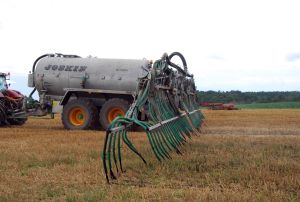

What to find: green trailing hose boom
left=102, top=52, right=204, bottom=183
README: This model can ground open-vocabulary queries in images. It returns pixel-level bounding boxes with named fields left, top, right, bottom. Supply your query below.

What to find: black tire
left=99, top=98, right=129, bottom=130
left=62, top=99, right=98, bottom=130
left=0, top=99, right=7, bottom=126
left=7, top=118, right=27, bottom=125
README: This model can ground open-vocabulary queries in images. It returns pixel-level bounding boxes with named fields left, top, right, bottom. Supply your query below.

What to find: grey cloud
left=286, top=52, right=300, bottom=62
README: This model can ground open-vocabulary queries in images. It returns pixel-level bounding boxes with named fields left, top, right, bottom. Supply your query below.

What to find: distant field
left=0, top=110, right=299, bottom=201
left=237, top=101, right=300, bottom=109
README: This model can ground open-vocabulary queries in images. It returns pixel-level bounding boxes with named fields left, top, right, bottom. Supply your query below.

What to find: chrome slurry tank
left=28, top=54, right=150, bottom=96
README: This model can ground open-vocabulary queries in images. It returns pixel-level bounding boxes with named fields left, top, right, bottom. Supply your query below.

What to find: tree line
left=197, top=91, right=300, bottom=104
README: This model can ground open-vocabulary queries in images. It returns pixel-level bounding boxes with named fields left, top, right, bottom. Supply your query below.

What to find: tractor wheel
left=0, top=100, right=7, bottom=126
left=62, top=99, right=98, bottom=130
left=99, top=98, right=129, bottom=130
left=7, top=118, right=27, bottom=126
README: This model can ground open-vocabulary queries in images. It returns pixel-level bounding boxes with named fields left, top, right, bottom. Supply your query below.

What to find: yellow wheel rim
left=69, top=107, right=86, bottom=126
left=107, top=107, right=125, bottom=123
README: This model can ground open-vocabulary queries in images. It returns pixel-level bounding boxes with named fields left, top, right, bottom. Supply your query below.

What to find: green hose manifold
left=102, top=52, right=204, bottom=183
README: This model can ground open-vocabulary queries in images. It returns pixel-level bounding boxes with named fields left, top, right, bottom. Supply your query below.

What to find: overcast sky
left=0, top=0, right=300, bottom=93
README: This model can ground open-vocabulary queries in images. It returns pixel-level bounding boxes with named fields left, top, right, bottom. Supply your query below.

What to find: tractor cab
left=0, top=73, right=8, bottom=91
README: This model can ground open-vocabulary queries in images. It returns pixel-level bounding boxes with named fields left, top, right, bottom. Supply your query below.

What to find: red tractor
left=0, top=73, right=27, bottom=126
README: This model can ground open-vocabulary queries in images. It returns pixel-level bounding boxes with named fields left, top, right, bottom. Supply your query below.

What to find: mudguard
left=3, top=89, right=23, bottom=99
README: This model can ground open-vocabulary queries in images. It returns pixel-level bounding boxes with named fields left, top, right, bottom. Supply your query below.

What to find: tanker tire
left=62, top=99, right=98, bottom=130
left=99, top=98, right=129, bottom=131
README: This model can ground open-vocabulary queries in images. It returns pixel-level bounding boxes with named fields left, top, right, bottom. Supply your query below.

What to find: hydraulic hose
left=28, top=88, right=36, bottom=98
left=32, top=53, right=81, bottom=73
left=31, top=53, right=81, bottom=87
left=165, top=52, right=193, bottom=77
left=169, top=52, right=187, bottom=72
left=32, top=54, right=55, bottom=73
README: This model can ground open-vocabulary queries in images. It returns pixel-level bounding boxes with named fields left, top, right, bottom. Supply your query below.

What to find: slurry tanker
left=26, top=53, right=150, bottom=130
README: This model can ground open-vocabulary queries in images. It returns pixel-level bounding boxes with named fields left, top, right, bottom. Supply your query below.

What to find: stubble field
left=0, top=109, right=299, bottom=201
